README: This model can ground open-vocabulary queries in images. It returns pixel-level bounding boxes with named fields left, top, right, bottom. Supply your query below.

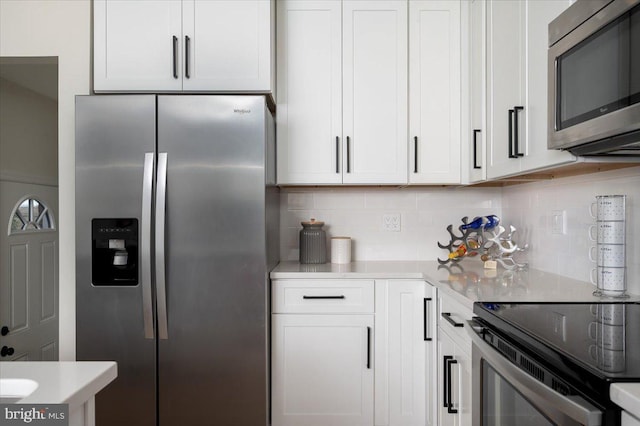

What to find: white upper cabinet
left=276, top=1, right=343, bottom=185
left=94, top=0, right=183, bottom=92
left=409, top=0, right=461, bottom=184
left=486, top=0, right=574, bottom=180
left=342, top=1, right=408, bottom=185
left=468, top=0, right=486, bottom=183
left=94, top=0, right=274, bottom=93
left=276, top=0, right=408, bottom=185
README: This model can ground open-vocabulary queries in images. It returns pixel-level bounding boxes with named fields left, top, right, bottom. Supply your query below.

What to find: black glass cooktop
left=474, top=302, right=640, bottom=399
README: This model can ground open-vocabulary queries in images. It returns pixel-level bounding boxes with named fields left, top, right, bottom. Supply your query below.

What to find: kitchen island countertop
left=271, top=260, right=640, bottom=310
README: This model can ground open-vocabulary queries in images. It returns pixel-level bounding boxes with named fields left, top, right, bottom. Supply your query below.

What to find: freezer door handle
left=141, top=153, right=155, bottom=339
left=156, top=152, right=169, bottom=340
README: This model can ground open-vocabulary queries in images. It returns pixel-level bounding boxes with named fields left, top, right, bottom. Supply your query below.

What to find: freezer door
left=157, top=96, right=268, bottom=426
left=75, top=95, right=157, bottom=426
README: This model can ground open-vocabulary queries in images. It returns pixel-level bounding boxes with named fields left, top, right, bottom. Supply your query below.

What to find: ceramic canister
left=331, top=237, right=352, bottom=264
left=299, top=219, right=327, bottom=264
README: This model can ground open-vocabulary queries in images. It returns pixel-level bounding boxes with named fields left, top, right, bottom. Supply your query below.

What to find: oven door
left=469, top=322, right=604, bottom=426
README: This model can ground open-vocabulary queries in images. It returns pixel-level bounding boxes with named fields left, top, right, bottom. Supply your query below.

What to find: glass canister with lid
left=299, top=219, right=327, bottom=264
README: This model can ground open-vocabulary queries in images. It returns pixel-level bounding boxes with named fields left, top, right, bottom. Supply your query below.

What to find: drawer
left=438, top=293, right=473, bottom=351
left=272, top=279, right=375, bottom=314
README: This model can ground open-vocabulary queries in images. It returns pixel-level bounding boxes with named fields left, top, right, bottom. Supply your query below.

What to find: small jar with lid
left=299, top=219, right=327, bottom=264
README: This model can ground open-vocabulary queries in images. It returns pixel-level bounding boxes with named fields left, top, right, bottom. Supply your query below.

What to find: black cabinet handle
left=366, top=326, right=371, bottom=369
left=443, top=355, right=453, bottom=408
left=185, top=35, right=191, bottom=79
left=346, top=136, right=351, bottom=173
left=1, top=326, right=9, bottom=336
left=302, top=295, right=345, bottom=300
left=508, top=109, right=516, bottom=158
left=423, top=298, right=432, bottom=341
left=441, top=312, right=464, bottom=328
left=473, top=129, right=481, bottom=169
left=172, top=36, right=178, bottom=79
left=447, top=357, right=459, bottom=414
left=414, top=136, right=418, bottom=173
left=514, top=106, right=524, bottom=157
left=336, top=136, right=340, bottom=173
left=1, top=346, right=14, bottom=357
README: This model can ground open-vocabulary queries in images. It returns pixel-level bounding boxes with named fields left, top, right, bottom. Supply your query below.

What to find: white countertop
left=271, top=260, right=636, bottom=310
left=0, top=361, right=117, bottom=408
left=611, top=383, right=640, bottom=419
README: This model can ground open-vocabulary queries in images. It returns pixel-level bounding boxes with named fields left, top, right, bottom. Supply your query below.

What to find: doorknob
left=1, top=326, right=9, bottom=336
left=1, top=346, right=14, bottom=357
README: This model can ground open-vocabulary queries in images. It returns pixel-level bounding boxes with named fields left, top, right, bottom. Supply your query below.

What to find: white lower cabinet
left=623, top=411, right=640, bottom=426
left=271, top=278, right=435, bottom=426
left=437, top=293, right=473, bottom=426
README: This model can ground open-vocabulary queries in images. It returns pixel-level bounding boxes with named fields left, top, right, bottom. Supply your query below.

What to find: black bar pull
left=423, top=298, right=432, bottom=341
left=172, top=36, right=179, bottom=79
left=447, top=358, right=459, bottom=414
left=473, top=129, right=481, bottom=169
left=441, top=312, right=464, bottom=328
left=366, top=326, right=371, bottom=369
left=336, top=136, right=340, bottom=173
left=414, top=136, right=418, bottom=173
left=302, top=295, right=345, bottom=300
left=443, top=355, right=453, bottom=408
left=514, top=106, right=524, bottom=157
left=508, top=109, right=516, bottom=158
left=185, top=35, right=191, bottom=79
left=346, top=136, right=351, bottom=173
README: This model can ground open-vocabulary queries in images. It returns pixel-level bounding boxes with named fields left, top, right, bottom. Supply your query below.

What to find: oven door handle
left=468, top=321, right=603, bottom=426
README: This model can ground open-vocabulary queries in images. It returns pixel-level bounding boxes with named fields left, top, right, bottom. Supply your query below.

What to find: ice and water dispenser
left=92, top=218, right=138, bottom=286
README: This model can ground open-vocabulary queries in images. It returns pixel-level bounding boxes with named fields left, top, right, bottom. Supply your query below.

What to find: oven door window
left=483, top=362, right=555, bottom=426
left=556, top=3, right=640, bottom=130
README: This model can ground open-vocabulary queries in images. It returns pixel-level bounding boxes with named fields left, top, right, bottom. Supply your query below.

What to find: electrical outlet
left=382, top=213, right=401, bottom=232
left=551, top=210, right=566, bottom=235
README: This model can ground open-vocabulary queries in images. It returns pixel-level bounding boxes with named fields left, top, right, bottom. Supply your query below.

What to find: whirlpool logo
left=234, top=108, right=252, bottom=114
left=1, top=405, right=68, bottom=425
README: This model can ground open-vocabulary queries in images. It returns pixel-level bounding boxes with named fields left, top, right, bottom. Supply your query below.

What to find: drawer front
left=272, top=280, right=375, bottom=313
left=438, top=293, right=473, bottom=351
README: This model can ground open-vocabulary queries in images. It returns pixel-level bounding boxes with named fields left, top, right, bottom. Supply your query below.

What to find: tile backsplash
left=280, top=166, right=640, bottom=296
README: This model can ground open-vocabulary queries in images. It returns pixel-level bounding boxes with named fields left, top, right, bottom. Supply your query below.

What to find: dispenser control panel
left=92, top=218, right=138, bottom=286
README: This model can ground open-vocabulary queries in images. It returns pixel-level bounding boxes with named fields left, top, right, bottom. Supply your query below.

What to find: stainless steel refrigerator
left=75, top=95, right=279, bottom=426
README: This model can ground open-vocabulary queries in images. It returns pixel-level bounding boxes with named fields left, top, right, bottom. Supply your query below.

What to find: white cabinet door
left=94, top=0, right=183, bottom=92
left=276, top=0, right=343, bottom=185
left=182, top=0, right=273, bottom=92
left=438, top=328, right=472, bottom=426
left=409, top=0, right=461, bottom=184
left=375, top=280, right=436, bottom=426
left=343, top=1, right=408, bottom=185
left=520, top=0, right=575, bottom=171
left=468, top=0, right=486, bottom=183
left=486, top=0, right=525, bottom=179
left=272, top=314, right=374, bottom=426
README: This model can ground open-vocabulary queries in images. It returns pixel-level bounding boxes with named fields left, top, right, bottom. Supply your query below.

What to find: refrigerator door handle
left=142, top=153, right=155, bottom=339
left=156, top=152, right=169, bottom=340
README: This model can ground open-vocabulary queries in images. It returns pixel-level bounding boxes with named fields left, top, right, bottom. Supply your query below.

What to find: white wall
left=0, top=77, right=58, bottom=184
left=0, top=0, right=91, bottom=360
left=501, top=166, right=640, bottom=296
left=280, top=187, right=503, bottom=261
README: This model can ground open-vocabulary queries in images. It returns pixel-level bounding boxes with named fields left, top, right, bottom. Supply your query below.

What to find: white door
left=343, top=0, right=408, bottom=184
left=272, top=314, right=374, bottom=426
left=468, top=0, right=487, bottom=183
left=486, top=0, right=525, bottom=179
left=521, top=0, right=575, bottom=172
left=276, top=0, right=343, bottom=185
left=0, top=182, right=58, bottom=361
left=182, top=0, right=272, bottom=92
left=93, top=0, right=183, bottom=92
left=409, top=0, right=461, bottom=184
left=438, top=330, right=458, bottom=426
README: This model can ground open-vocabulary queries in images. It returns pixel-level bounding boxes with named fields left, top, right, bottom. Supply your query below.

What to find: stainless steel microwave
left=548, top=0, right=640, bottom=156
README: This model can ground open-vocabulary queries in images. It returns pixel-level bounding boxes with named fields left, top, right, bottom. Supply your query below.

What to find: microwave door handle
left=469, top=328, right=603, bottom=426
left=514, top=106, right=524, bottom=156
left=141, top=153, right=155, bottom=339
left=155, top=152, right=169, bottom=340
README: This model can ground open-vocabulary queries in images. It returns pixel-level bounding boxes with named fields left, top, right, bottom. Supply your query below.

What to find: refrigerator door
left=75, top=95, right=157, bottom=426
left=157, top=96, right=268, bottom=425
